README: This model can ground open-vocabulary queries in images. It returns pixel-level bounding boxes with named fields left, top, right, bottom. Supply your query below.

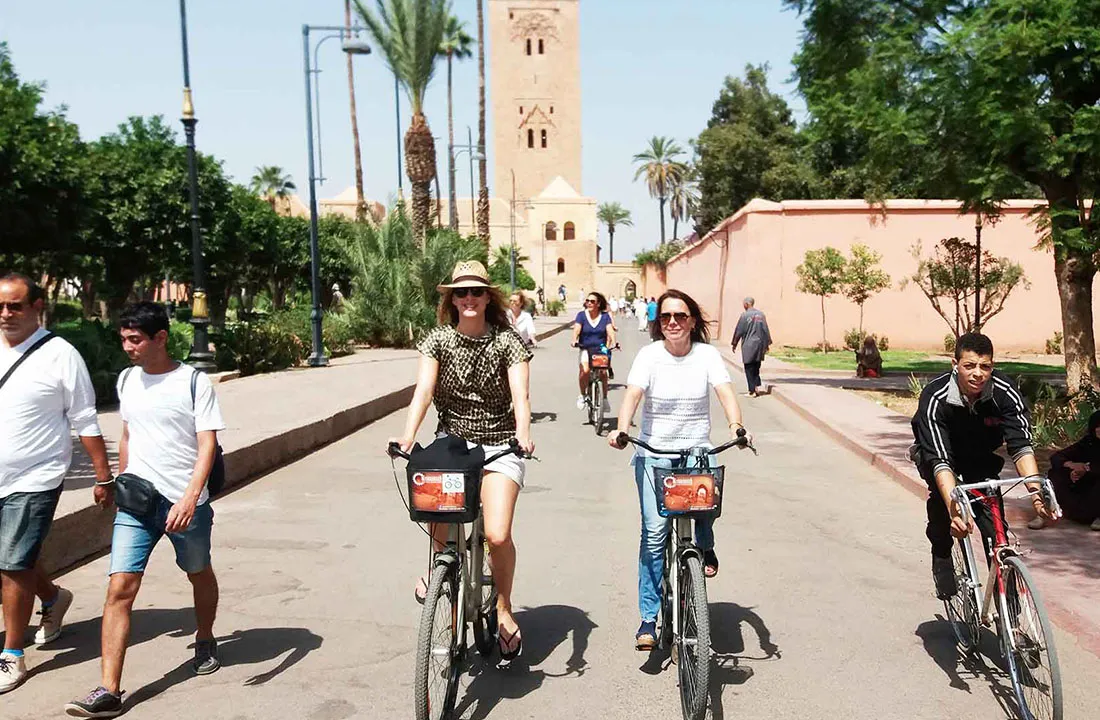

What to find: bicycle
left=615, top=430, right=756, bottom=720
left=943, top=475, right=1064, bottom=720
left=578, top=344, right=617, bottom=434
left=388, top=440, right=526, bottom=720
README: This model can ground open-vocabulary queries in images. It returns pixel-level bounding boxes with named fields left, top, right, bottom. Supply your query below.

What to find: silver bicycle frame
left=435, top=515, right=486, bottom=651
left=949, top=476, right=1062, bottom=632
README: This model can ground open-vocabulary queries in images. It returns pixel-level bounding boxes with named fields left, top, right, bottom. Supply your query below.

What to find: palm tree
left=345, top=0, right=367, bottom=222
left=475, top=0, right=490, bottom=246
left=439, top=15, right=473, bottom=232
left=633, top=137, right=686, bottom=244
left=668, top=169, right=699, bottom=241
left=597, top=202, right=633, bottom=263
left=250, top=166, right=296, bottom=211
left=356, top=0, right=449, bottom=242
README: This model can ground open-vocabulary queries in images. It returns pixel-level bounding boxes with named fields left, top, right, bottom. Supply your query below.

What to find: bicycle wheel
left=676, top=554, right=711, bottom=720
left=592, top=377, right=606, bottom=434
left=1001, top=556, right=1062, bottom=720
left=414, top=562, right=460, bottom=720
left=472, top=536, right=498, bottom=658
left=944, top=537, right=980, bottom=654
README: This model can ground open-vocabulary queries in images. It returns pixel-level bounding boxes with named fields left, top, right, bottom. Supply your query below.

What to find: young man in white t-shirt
left=67, top=303, right=225, bottom=718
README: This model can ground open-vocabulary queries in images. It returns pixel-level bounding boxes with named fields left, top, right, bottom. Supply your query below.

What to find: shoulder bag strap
left=0, top=332, right=56, bottom=391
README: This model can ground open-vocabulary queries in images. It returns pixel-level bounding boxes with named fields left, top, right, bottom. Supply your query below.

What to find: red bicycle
left=943, top=476, right=1063, bottom=720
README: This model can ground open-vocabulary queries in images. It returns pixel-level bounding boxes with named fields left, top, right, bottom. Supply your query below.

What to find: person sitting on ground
left=1030, top=410, right=1100, bottom=531
left=855, top=335, right=883, bottom=379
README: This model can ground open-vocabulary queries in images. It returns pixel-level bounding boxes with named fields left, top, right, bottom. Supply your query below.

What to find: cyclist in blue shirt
left=646, top=297, right=658, bottom=333
left=571, top=291, right=616, bottom=413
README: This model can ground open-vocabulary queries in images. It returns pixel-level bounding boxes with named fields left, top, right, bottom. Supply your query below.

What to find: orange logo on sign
left=662, top=474, right=718, bottom=512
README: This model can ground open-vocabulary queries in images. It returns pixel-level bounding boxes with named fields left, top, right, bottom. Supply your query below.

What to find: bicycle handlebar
left=387, top=438, right=530, bottom=465
left=613, top=428, right=756, bottom=456
left=950, top=475, right=1063, bottom=521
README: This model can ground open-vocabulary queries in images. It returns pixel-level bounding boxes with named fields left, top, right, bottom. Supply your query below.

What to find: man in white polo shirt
left=66, top=302, right=225, bottom=719
left=0, top=273, right=112, bottom=693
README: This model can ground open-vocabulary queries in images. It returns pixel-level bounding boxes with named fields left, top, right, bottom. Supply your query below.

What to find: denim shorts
left=110, top=495, right=214, bottom=575
left=0, top=487, right=63, bottom=572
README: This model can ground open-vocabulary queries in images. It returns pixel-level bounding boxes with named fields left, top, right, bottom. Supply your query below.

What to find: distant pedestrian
left=645, top=297, right=658, bottom=334
left=731, top=296, right=772, bottom=397
left=558, top=284, right=567, bottom=303
left=67, top=302, right=226, bottom=718
left=633, top=297, right=648, bottom=332
left=536, top=286, right=545, bottom=309
left=0, top=273, right=110, bottom=694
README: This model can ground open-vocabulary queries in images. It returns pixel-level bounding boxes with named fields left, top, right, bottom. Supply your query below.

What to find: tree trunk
left=345, top=0, right=366, bottom=222
left=405, top=113, right=437, bottom=243
left=1056, top=247, right=1099, bottom=394
left=673, top=214, right=679, bottom=243
left=821, top=295, right=828, bottom=353
left=659, top=197, right=667, bottom=245
left=858, top=303, right=864, bottom=337
left=476, top=0, right=490, bottom=246
left=80, top=277, right=96, bottom=319
left=609, top=228, right=615, bottom=264
left=447, top=53, right=458, bottom=231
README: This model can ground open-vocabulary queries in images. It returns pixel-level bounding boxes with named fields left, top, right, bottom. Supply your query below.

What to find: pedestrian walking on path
left=0, top=273, right=109, bottom=694
left=390, top=261, right=534, bottom=662
left=633, top=297, right=648, bottom=332
left=731, top=297, right=772, bottom=397
left=610, top=289, right=751, bottom=650
left=67, top=302, right=225, bottom=718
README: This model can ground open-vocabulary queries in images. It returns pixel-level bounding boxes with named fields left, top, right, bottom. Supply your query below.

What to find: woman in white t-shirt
left=508, top=291, right=538, bottom=350
left=609, top=289, right=751, bottom=651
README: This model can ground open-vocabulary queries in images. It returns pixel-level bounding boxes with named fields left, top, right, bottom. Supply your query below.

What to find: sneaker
left=1015, top=632, right=1042, bottom=670
left=35, top=586, right=74, bottom=644
left=65, top=686, right=123, bottom=717
left=932, top=556, right=957, bottom=600
left=192, top=639, right=220, bottom=675
left=635, top=621, right=657, bottom=651
left=576, top=395, right=586, bottom=410
left=0, top=652, right=27, bottom=694
left=1027, top=516, right=1047, bottom=530
left=1091, top=518, right=1100, bottom=531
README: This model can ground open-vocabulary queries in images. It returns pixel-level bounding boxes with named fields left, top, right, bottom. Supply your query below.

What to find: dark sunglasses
left=453, top=287, right=487, bottom=298
left=585, top=298, right=599, bottom=305
left=0, top=302, right=27, bottom=313
left=659, top=312, right=690, bottom=324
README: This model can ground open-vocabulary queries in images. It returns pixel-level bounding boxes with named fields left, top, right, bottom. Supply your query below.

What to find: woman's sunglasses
left=585, top=298, right=599, bottom=305
left=659, top=312, right=690, bottom=324
left=453, top=287, right=487, bottom=298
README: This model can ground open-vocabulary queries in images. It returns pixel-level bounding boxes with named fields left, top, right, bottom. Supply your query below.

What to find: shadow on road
left=531, top=411, right=558, bottom=424
left=707, top=603, right=780, bottom=720
left=26, top=609, right=322, bottom=716
left=915, top=616, right=1021, bottom=718
left=453, top=604, right=596, bottom=720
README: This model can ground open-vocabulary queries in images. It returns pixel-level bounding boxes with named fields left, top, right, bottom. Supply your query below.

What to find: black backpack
left=119, top=365, right=227, bottom=497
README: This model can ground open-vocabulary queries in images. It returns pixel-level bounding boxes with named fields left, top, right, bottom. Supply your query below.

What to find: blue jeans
left=110, top=496, right=214, bottom=575
left=633, top=456, right=714, bottom=622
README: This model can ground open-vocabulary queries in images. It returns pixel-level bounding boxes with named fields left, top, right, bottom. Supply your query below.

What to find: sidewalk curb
left=721, top=349, right=1100, bottom=660
left=43, top=320, right=574, bottom=576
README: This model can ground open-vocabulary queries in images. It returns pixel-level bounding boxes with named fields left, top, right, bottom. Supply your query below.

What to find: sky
left=2, top=1, right=806, bottom=261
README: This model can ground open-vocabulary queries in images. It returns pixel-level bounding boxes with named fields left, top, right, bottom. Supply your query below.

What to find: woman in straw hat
left=390, top=260, right=534, bottom=660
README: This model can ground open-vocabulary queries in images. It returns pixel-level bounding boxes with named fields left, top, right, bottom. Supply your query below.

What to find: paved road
left=7, top=324, right=1100, bottom=719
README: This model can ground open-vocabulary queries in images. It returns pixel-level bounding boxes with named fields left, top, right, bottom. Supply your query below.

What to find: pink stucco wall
left=647, top=199, right=1082, bottom=352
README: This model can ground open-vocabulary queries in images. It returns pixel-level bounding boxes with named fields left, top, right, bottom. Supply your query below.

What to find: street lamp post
left=178, top=0, right=214, bottom=372
left=395, top=73, right=403, bottom=200
left=974, top=211, right=983, bottom=331
left=509, top=170, right=517, bottom=288
left=301, top=24, right=371, bottom=368
left=452, top=137, right=483, bottom=233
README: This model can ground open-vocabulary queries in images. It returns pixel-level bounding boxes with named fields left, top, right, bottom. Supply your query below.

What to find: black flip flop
left=499, top=626, right=523, bottom=661
left=703, top=550, right=719, bottom=578
left=414, top=576, right=428, bottom=605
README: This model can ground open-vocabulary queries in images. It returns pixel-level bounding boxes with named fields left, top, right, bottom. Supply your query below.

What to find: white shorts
left=437, top=434, right=527, bottom=489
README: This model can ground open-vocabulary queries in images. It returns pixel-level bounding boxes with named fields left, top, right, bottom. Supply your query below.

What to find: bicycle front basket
left=589, top=353, right=610, bottom=369
left=653, top=466, right=725, bottom=519
left=407, top=467, right=483, bottom=524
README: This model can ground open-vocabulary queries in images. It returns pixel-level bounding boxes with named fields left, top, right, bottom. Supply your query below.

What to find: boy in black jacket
left=910, top=333, right=1055, bottom=598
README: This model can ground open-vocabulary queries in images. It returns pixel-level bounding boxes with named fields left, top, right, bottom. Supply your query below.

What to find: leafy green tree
left=488, top=246, right=535, bottom=290
left=249, top=165, right=296, bottom=210
left=596, top=202, right=633, bottom=263
left=0, top=42, right=90, bottom=307
left=784, top=0, right=1099, bottom=391
left=795, top=247, right=847, bottom=352
left=694, top=65, right=819, bottom=236
left=842, top=243, right=891, bottom=335
left=439, top=15, right=473, bottom=231
left=668, top=168, right=699, bottom=242
left=633, top=136, right=687, bottom=244
left=904, top=237, right=1029, bottom=339
left=356, top=0, right=449, bottom=242
left=633, top=241, right=684, bottom=274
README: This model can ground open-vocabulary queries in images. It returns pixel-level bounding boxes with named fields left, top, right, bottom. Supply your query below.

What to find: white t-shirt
left=118, top=363, right=225, bottom=504
left=0, top=328, right=102, bottom=497
left=510, top=310, right=537, bottom=347
left=626, top=342, right=732, bottom=457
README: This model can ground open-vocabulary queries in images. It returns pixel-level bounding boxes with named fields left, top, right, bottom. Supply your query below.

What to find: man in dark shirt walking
left=910, top=332, right=1055, bottom=599
left=731, top=297, right=772, bottom=397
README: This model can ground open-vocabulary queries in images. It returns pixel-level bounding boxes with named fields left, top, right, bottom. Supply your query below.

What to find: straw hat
left=437, top=260, right=492, bottom=290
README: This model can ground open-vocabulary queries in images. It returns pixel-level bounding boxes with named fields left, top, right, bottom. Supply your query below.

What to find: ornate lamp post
left=301, top=24, right=371, bottom=367
left=178, top=0, right=214, bottom=371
